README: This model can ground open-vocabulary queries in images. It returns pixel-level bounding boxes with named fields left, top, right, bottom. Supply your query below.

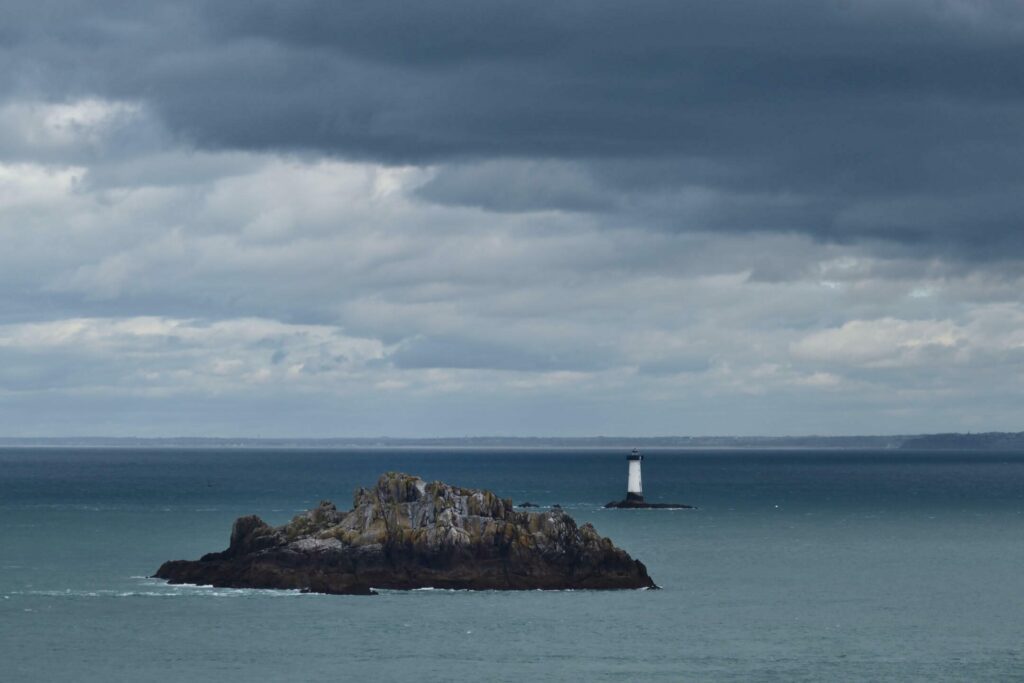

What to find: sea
left=2, top=447, right=1023, bottom=682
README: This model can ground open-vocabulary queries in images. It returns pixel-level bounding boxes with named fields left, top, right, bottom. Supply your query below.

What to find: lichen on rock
left=155, top=472, right=656, bottom=595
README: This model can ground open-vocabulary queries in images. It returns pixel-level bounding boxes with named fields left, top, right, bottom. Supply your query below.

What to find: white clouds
left=0, top=99, right=146, bottom=160
left=0, top=316, right=387, bottom=394
left=0, top=162, right=84, bottom=208
left=1, top=97, right=1024, bottom=434
left=0, top=316, right=376, bottom=355
left=28, top=99, right=140, bottom=146
left=198, top=159, right=429, bottom=242
left=791, top=371, right=843, bottom=388
left=792, top=318, right=965, bottom=367
left=792, top=306, right=1024, bottom=370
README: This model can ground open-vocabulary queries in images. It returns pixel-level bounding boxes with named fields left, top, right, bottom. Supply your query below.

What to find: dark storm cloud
left=4, top=0, right=1024, bottom=253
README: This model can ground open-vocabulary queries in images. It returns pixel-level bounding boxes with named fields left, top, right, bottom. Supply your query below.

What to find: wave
left=6, top=584, right=309, bottom=599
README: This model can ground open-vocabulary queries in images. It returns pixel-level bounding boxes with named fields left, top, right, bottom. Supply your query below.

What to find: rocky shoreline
left=155, top=472, right=656, bottom=595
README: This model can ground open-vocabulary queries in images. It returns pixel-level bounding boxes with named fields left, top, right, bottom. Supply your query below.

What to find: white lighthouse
left=606, top=448, right=691, bottom=509
left=626, top=449, right=644, bottom=503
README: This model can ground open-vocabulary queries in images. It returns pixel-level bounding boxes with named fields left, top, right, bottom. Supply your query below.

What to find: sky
left=1, top=0, right=1023, bottom=437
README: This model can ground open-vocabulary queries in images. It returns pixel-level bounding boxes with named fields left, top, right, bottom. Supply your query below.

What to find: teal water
left=2, top=448, right=1023, bottom=681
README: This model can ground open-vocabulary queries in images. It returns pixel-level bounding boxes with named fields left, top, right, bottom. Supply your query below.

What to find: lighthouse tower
left=606, top=448, right=691, bottom=509
left=626, top=449, right=644, bottom=503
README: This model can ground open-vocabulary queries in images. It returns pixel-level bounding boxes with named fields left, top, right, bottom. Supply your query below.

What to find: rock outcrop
left=155, top=472, right=656, bottom=594
left=604, top=499, right=695, bottom=509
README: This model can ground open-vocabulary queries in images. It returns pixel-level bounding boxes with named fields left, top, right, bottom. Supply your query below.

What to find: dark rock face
left=604, top=499, right=695, bottom=509
left=155, top=472, right=656, bottom=595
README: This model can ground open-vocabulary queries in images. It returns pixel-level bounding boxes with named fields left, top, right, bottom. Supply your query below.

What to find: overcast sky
left=1, top=0, right=1023, bottom=437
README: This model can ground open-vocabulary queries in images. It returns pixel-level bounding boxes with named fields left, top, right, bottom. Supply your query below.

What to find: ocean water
left=2, top=448, right=1023, bottom=682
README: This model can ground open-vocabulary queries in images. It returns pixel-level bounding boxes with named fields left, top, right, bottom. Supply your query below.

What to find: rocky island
left=154, top=472, right=656, bottom=594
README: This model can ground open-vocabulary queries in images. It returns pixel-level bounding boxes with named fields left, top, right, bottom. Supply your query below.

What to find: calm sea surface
left=2, top=448, right=1023, bottom=682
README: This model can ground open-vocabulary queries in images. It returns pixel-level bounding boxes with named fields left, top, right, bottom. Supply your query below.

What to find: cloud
left=2, top=4, right=1024, bottom=435
left=792, top=305, right=1024, bottom=370
left=0, top=99, right=138, bottom=154
left=791, top=318, right=965, bottom=367
left=416, top=160, right=612, bottom=214
left=2, top=2, right=1024, bottom=255
left=0, top=316, right=387, bottom=393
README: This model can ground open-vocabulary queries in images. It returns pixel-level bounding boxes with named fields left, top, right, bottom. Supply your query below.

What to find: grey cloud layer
left=2, top=138, right=1023, bottom=434
left=3, top=2, right=1024, bottom=436
left=4, top=1, right=1024, bottom=253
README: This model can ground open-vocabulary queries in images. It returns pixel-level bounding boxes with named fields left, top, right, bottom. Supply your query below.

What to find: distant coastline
left=1, top=432, right=1022, bottom=450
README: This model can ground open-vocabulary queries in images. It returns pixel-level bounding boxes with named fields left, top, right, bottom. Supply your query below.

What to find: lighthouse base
left=604, top=499, right=695, bottom=509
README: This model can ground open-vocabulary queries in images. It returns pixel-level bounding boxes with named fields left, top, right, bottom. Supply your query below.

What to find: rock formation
left=155, top=472, right=656, bottom=594
left=604, top=499, right=695, bottom=509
